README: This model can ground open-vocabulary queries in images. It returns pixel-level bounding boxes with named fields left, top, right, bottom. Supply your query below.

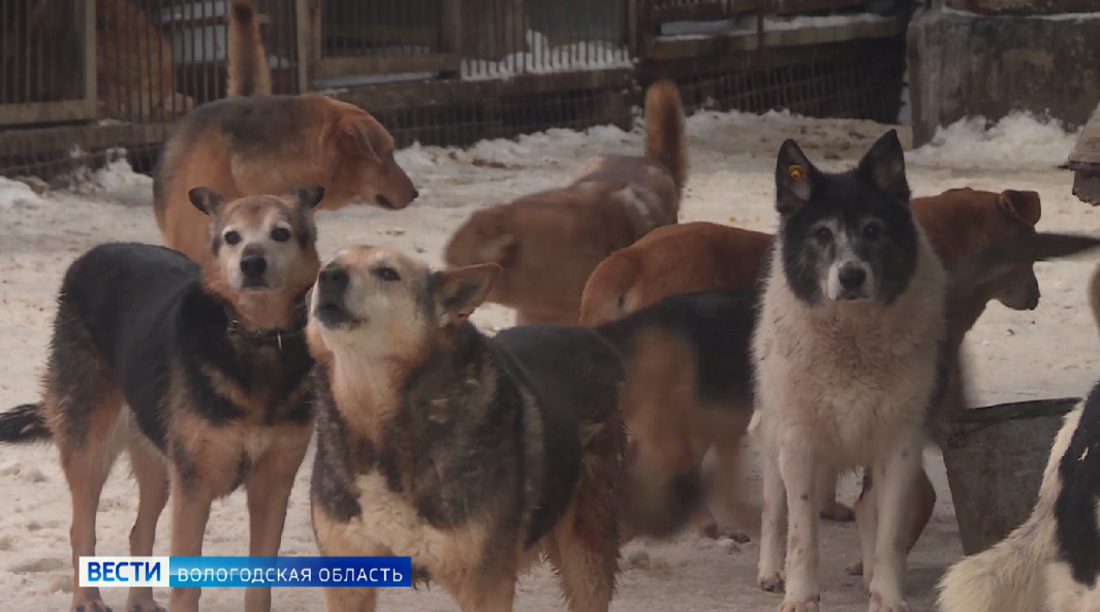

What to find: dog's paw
left=72, top=600, right=113, bottom=612
left=758, top=570, right=786, bottom=592
left=845, top=560, right=863, bottom=576
left=868, top=591, right=910, bottom=612
left=778, top=598, right=819, bottom=612
left=819, top=501, right=855, bottom=522
left=699, top=522, right=752, bottom=543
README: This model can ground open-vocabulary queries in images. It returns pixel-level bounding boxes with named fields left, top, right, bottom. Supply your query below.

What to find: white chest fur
left=751, top=233, right=948, bottom=467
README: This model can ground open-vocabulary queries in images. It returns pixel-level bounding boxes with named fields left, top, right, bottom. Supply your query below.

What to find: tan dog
left=580, top=187, right=1045, bottom=534
left=442, top=80, right=687, bottom=325
left=154, top=0, right=417, bottom=263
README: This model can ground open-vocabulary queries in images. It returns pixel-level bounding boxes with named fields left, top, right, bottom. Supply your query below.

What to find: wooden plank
left=83, top=0, right=97, bottom=122
left=295, top=0, right=314, bottom=92
left=649, top=15, right=897, bottom=60
left=775, top=0, right=864, bottom=14
left=313, top=54, right=461, bottom=79
left=0, top=100, right=98, bottom=127
left=439, top=0, right=461, bottom=77
left=654, top=2, right=727, bottom=24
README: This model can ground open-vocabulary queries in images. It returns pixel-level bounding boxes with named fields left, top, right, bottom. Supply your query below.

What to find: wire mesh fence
left=0, top=0, right=909, bottom=183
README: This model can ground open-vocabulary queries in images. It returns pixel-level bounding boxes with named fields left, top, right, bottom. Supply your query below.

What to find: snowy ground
left=1, top=108, right=1097, bottom=612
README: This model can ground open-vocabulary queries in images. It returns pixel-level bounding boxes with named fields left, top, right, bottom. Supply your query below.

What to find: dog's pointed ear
left=482, top=234, right=517, bottom=268
left=997, top=189, right=1042, bottom=227
left=857, top=129, right=910, bottom=205
left=296, top=184, right=326, bottom=209
left=432, top=263, right=501, bottom=328
left=188, top=187, right=226, bottom=216
left=775, top=139, right=816, bottom=217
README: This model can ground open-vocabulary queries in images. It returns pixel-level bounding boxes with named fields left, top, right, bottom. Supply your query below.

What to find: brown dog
left=580, top=187, right=1045, bottom=533
left=154, top=0, right=417, bottom=263
left=442, top=80, right=687, bottom=326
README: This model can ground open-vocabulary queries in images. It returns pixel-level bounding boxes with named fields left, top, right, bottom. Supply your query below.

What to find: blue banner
left=79, top=556, right=412, bottom=588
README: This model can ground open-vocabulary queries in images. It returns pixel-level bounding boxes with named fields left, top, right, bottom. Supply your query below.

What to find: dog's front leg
left=244, top=429, right=311, bottom=612
left=757, top=444, right=788, bottom=592
left=167, top=476, right=215, bottom=612
left=777, top=429, right=821, bottom=612
left=866, top=437, right=923, bottom=612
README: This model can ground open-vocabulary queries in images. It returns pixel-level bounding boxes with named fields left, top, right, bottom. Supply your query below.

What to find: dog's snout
left=240, top=254, right=267, bottom=278
left=411, top=189, right=420, bottom=200
left=376, top=194, right=393, bottom=208
left=838, top=265, right=867, bottom=291
left=318, top=264, right=350, bottom=294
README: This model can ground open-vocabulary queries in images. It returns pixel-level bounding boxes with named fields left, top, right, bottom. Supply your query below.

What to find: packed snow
left=0, top=108, right=1096, bottom=611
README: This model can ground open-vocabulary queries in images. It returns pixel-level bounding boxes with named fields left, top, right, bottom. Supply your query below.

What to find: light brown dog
left=442, top=80, right=687, bottom=325
left=153, top=0, right=417, bottom=263
left=580, top=187, right=1045, bottom=534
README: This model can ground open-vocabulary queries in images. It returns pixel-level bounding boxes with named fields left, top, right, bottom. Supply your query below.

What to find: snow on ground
left=1, top=109, right=1097, bottom=612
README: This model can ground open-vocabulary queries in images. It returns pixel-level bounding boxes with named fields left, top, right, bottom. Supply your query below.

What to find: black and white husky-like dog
left=751, top=129, right=949, bottom=612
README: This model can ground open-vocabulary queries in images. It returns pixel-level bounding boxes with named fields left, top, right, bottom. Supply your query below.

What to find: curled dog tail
left=0, top=402, right=52, bottom=444
left=580, top=251, right=640, bottom=327
left=937, top=398, right=1084, bottom=612
left=643, top=80, right=687, bottom=195
left=227, top=0, right=272, bottom=97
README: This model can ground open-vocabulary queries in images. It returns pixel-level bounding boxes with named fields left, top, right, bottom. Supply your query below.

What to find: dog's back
left=491, top=325, right=626, bottom=544
left=580, top=222, right=773, bottom=326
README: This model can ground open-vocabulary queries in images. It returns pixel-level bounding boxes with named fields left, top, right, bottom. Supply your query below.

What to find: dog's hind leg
left=866, top=437, right=925, bottom=612
left=818, top=466, right=855, bottom=522
left=125, top=435, right=170, bottom=612
left=244, top=426, right=312, bottom=612
left=41, top=335, right=127, bottom=612
left=546, top=503, right=619, bottom=612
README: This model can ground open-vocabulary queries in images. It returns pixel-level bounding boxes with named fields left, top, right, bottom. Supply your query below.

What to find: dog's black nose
left=411, top=189, right=420, bottom=200
left=376, top=194, right=393, bottom=208
left=318, top=264, right=349, bottom=294
left=838, top=265, right=867, bottom=291
left=240, top=255, right=267, bottom=278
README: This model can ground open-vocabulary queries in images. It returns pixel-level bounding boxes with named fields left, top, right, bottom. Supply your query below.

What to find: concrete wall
left=907, top=2, right=1100, bottom=146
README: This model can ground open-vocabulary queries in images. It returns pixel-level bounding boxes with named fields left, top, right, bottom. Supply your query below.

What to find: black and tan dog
left=0, top=186, right=324, bottom=612
left=305, top=246, right=625, bottom=612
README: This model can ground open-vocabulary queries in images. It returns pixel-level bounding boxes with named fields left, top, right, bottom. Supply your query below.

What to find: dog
left=750, top=129, right=951, bottom=612
left=0, top=186, right=324, bottom=612
left=580, top=187, right=1048, bottom=528
left=153, top=0, right=417, bottom=263
left=590, top=226, right=1100, bottom=559
left=304, top=247, right=624, bottom=612
left=442, top=79, right=687, bottom=326
left=937, top=261, right=1100, bottom=612
left=595, top=288, right=762, bottom=542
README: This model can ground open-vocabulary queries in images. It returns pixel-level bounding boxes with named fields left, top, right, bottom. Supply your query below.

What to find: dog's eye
left=271, top=227, right=291, bottom=242
left=224, top=231, right=242, bottom=246
left=374, top=267, right=400, bottom=282
left=863, top=224, right=882, bottom=240
left=814, top=227, right=832, bottom=242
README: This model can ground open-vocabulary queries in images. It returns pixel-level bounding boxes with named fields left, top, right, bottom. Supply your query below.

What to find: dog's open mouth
left=314, top=300, right=362, bottom=328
